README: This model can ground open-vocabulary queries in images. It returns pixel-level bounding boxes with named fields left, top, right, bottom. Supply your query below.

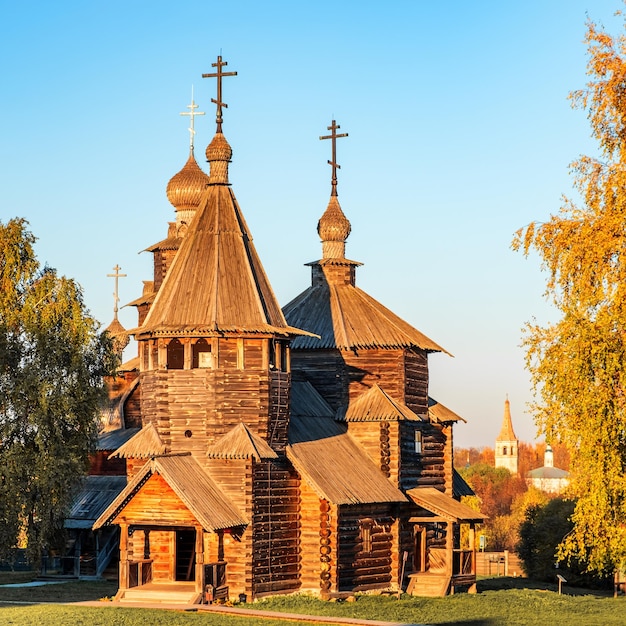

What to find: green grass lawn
left=0, top=573, right=624, bottom=625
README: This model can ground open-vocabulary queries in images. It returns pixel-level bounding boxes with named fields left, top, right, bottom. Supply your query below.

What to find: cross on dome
left=320, top=120, right=348, bottom=197
left=202, top=55, right=237, bottom=133
left=180, top=86, right=205, bottom=151
left=107, top=264, right=127, bottom=320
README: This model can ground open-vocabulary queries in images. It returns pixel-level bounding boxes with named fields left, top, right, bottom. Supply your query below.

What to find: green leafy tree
left=513, top=13, right=626, bottom=576
left=517, top=498, right=609, bottom=587
left=0, top=218, right=116, bottom=563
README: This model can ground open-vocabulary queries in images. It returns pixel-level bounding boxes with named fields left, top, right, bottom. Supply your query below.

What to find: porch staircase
left=116, top=583, right=201, bottom=605
left=406, top=572, right=451, bottom=597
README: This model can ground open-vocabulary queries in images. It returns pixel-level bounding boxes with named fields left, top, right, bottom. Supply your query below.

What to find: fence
left=475, top=551, right=523, bottom=577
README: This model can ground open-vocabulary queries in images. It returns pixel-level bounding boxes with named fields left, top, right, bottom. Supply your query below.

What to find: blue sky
left=0, top=1, right=621, bottom=447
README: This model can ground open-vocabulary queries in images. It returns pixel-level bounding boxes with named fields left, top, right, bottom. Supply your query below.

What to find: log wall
left=337, top=504, right=395, bottom=592
left=251, top=458, right=301, bottom=596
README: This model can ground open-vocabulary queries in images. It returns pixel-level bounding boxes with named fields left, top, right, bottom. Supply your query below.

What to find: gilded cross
left=107, top=264, right=127, bottom=319
left=202, top=55, right=237, bottom=133
left=320, top=120, right=348, bottom=196
left=180, top=86, right=205, bottom=151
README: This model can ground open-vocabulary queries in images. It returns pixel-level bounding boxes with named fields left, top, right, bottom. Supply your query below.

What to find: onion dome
left=318, top=195, right=351, bottom=260
left=105, top=316, right=130, bottom=357
left=166, top=151, right=210, bottom=226
left=206, top=132, right=232, bottom=184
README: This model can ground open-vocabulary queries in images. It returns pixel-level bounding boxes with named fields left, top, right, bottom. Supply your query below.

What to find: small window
left=359, top=519, right=373, bottom=554
left=503, top=446, right=508, bottom=455
left=414, top=430, right=423, bottom=455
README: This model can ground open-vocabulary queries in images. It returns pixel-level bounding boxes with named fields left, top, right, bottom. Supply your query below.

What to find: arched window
left=503, top=446, right=508, bottom=455
left=167, top=339, right=184, bottom=370
left=192, top=338, right=212, bottom=368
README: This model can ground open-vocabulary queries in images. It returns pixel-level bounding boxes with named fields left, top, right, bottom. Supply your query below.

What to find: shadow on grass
left=477, top=575, right=613, bottom=597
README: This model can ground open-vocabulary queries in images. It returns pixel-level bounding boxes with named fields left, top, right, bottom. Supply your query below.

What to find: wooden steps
left=406, top=573, right=451, bottom=597
left=116, top=583, right=200, bottom=605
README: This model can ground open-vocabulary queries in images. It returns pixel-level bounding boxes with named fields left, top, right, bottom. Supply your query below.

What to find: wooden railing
left=128, top=559, right=153, bottom=588
left=453, top=549, right=474, bottom=576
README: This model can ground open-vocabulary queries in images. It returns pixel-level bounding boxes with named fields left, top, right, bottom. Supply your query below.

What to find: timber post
left=119, top=522, right=129, bottom=591
left=195, top=525, right=204, bottom=595
left=468, top=523, right=477, bottom=594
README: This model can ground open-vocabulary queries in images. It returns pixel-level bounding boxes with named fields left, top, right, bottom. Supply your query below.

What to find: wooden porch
left=405, top=487, right=486, bottom=597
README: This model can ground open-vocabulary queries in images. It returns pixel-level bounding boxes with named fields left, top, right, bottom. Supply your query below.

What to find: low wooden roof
left=93, top=454, right=247, bottom=531
left=340, top=384, right=426, bottom=422
left=206, top=422, right=278, bottom=460
left=283, top=279, right=450, bottom=353
left=66, top=476, right=127, bottom=529
left=136, top=181, right=311, bottom=339
left=288, top=383, right=406, bottom=506
left=406, top=487, right=486, bottom=522
left=97, top=427, right=140, bottom=451
left=109, top=423, right=166, bottom=459
left=428, top=397, right=466, bottom=424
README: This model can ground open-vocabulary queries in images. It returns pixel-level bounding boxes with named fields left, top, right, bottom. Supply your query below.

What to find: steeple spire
left=497, top=395, right=518, bottom=441
left=105, top=264, right=129, bottom=359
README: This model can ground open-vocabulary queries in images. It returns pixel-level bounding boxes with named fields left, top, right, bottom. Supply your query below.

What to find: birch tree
left=513, top=13, right=626, bottom=575
left=0, top=218, right=115, bottom=562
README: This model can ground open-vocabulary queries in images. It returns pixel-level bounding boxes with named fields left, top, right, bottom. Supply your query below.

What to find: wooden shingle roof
left=206, top=422, right=278, bottom=460
left=136, top=134, right=312, bottom=339
left=93, top=454, right=247, bottom=531
left=407, top=487, right=486, bottom=522
left=427, top=397, right=466, bottom=424
left=109, top=423, right=166, bottom=459
left=340, top=384, right=425, bottom=422
left=66, top=476, right=127, bottom=529
left=288, top=382, right=406, bottom=506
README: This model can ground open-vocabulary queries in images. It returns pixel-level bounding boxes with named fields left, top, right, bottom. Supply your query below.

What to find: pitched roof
left=428, top=397, right=466, bottom=424
left=109, top=422, right=166, bottom=459
left=97, top=427, right=140, bottom=451
left=407, top=487, right=486, bottom=522
left=206, top=422, right=278, bottom=460
left=65, top=476, right=127, bottom=529
left=136, top=133, right=311, bottom=339
left=497, top=397, right=518, bottom=442
left=93, top=454, right=247, bottom=531
left=284, top=280, right=449, bottom=352
left=287, top=411, right=406, bottom=506
left=340, top=384, right=425, bottom=422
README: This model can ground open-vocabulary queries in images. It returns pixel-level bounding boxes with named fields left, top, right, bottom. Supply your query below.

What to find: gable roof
left=287, top=411, right=406, bottom=506
left=109, top=422, right=166, bottom=459
left=97, top=427, right=140, bottom=451
left=93, top=454, right=247, bottom=531
left=206, top=422, right=278, bottom=460
left=428, top=397, right=466, bottom=424
left=341, top=384, right=425, bottom=422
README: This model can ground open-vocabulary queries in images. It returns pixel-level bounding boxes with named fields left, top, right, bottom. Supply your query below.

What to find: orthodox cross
left=180, top=86, right=205, bottom=151
left=320, top=120, right=348, bottom=196
left=107, top=264, right=127, bottom=319
left=202, top=55, right=237, bottom=133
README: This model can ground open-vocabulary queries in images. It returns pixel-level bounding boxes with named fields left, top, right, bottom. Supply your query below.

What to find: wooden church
left=93, top=57, right=484, bottom=603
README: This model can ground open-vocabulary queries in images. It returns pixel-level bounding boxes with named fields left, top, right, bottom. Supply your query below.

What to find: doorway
left=175, top=530, right=195, bottom=581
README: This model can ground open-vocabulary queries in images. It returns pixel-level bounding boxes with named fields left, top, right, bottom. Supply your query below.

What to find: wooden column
left=195, top=525, right=205, bottom=595
left=446, top=520, right=454, bottom=594
left=119, top=522, right=129, bottom=591
left=468, top=523, right=477, bottom=594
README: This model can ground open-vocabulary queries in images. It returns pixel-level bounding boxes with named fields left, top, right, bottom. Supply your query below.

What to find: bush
left=517, top=497, right=610, bottom=588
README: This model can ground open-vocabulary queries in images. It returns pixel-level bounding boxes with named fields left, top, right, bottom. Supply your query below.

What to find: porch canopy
left=406, top=487, right=486, bottom=523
